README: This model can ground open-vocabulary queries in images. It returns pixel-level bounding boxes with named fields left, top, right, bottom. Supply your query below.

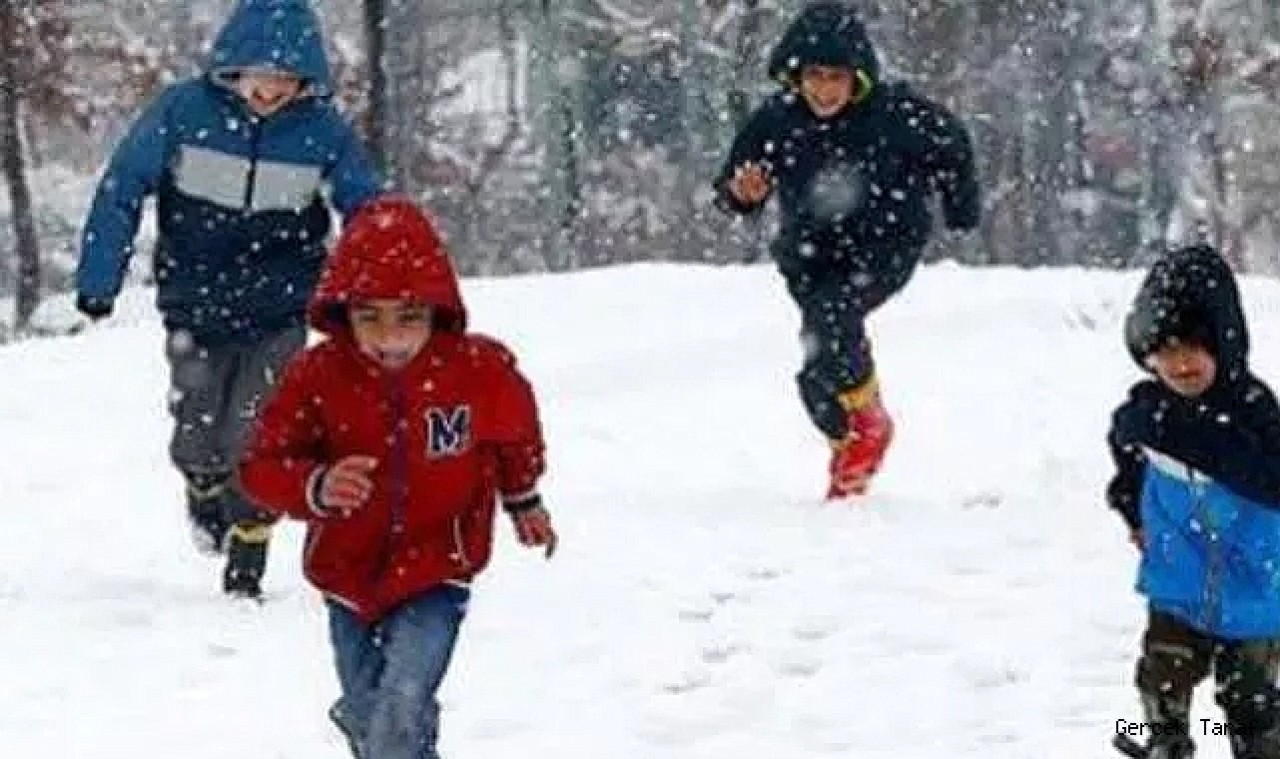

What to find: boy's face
left=350, top=299, right=432, bottom=371
left=799, top=65, right=855, bottom=119
left=1147, top=340, right=1218, bottom=398
left=235, top=69, right=304, bottom=117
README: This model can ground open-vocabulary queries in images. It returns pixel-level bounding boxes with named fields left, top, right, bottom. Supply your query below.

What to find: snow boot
left=185, top=473, right=231, bottom=556
left=1126, top=691, right=1196, bottom=759
left=1231, top=722, right=1280, bottom=759
left=826, top=377, right=894, bottom=499
left=1145, top=733, right=1197, bottom=759
left=222, top=522, right=271, bottom=600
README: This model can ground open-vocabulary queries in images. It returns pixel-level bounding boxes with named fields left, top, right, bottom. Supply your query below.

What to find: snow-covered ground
left=6, top=261, right=1280, bottom=758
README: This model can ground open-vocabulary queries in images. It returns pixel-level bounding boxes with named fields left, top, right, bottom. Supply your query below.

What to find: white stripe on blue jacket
left=75, top=0, right=382, bottom=344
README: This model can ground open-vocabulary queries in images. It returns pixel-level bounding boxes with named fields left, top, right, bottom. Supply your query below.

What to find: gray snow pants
left=165, top=325, right=307, bottom=525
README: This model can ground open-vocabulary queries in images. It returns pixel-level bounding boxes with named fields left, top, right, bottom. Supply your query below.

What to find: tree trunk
left=464, top=5, right=521, bottom=273
left=363, top=0, right=390, bottom=176
left=730, top=0, right=766, bottom=264
left=0, top=0, right=40, bottom=330
left=728, top=0, right=761, bottom=130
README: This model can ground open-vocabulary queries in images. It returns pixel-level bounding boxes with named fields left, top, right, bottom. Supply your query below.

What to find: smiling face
left=1147, top=340, right=1218, bottom=398
left=350, top=299, right=433, bottom=371
left=235, top=69, right=304, bottom=117
left=798, top=65, right=856, bottom=119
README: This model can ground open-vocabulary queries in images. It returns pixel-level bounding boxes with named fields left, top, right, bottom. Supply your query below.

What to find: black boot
left=1139, top=692, right=1197, bottom=759
left=185, top=474, right=231, bottom=556
left=1216, top=640, right=1280, bottom=759
left=1232, top=724, right=1280, bottom=759
left=1145, top=732, right=1196, bottom=759
left=222, top=522, right=271, bottom=600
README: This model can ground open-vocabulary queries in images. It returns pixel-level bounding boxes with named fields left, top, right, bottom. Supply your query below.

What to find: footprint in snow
left=745, top=566, right=785, bottom=582
left=792, top=617, right=841, bottom=642
left=660, top=668, right=713, bottom=695
left=677, top=605, right=714, bottom=623
left=700, top=640, right=746, bottom=664
left=774, top=652, right=823, bottom=678
left=962, top=491, right=1003, bottom=509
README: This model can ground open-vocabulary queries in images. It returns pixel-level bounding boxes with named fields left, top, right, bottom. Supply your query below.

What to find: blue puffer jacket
left=1107, top=245, right=1280, bottom=640
left=76, top=0, right=383, bottom=345
left=1135, top=446, right=1280, bottom=639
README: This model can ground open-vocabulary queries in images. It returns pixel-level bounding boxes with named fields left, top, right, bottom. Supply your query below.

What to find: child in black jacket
left=1107, top=244, right=1280, bottom=759
left=714, top=1, right=980, bottom=499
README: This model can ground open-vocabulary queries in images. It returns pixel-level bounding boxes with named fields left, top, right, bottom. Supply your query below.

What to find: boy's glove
left=76, top=294, right=114, bottom=322
left=505, top=497, right=557, bottom=559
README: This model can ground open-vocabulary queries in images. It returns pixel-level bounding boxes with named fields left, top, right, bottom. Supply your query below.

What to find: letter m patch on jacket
left=426, top=405, right=471, bottom=457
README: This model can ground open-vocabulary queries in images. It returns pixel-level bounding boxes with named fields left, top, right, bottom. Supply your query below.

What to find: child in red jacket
left=239, top=196, right=556, bottom=759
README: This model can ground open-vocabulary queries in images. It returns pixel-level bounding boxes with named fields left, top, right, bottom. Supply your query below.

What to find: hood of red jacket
left=308, top=196, right=466, bottom=335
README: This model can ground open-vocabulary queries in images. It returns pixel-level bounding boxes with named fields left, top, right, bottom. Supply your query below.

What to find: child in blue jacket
left=1108, top=244, right=1280, bottom=759
left=74, top=0, right=383, bottom=599
left=713, top=2, right=980, bottom=499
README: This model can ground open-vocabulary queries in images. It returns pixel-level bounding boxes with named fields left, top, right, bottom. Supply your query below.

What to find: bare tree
left=0, top=0, right=43, bottom=330
left=362, top=0, right=389, bottom=175
left=460, top=5, right=522, bottom=268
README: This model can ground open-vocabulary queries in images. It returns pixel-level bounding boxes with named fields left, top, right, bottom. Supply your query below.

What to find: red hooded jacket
left=239, top=197, right=546, bottom=623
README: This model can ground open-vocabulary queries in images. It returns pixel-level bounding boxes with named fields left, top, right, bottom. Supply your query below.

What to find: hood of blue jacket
left=205, top=0, right=333, bottom=97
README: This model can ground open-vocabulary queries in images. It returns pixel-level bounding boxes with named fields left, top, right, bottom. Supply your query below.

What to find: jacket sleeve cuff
left=1112, top=502, right=1141, bottom=532
left=502, top=490, right=542, bottom=515
left=306, top=466, right=335, bottom=518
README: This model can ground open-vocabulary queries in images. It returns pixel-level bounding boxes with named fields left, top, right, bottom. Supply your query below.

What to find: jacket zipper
left=1191, top=466, right=1222, bottom=631
left=371, top=376, right=409, bottom=584
left=243, top=117, right=262, bottom=211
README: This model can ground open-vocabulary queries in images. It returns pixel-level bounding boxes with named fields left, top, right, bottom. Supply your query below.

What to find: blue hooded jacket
left=76, top=0, right=383, bottom=345
left=1107, top=245, right=1280, bottom=640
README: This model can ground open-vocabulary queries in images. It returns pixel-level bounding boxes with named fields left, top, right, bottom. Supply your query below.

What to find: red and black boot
left=826, top=376, right=894, bottom=500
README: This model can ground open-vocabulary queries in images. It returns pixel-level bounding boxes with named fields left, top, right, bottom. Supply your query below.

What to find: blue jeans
left=326, top=585, right=470, bottom=759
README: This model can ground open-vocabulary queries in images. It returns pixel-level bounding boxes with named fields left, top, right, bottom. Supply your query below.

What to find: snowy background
left=2, top=0, right=1280, bottom=756
left=6, top=262, right=1280, bottom=757
left=5, top=0, right=1280, bottom=323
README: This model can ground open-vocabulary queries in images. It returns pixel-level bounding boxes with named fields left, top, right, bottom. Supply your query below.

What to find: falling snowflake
left=808, top=164, right=867, bottom=222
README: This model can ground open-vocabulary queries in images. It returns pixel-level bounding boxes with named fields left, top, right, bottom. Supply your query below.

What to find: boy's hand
left=318, top=456, right=379, bottom=515
left=512, top=506, right=558, bottom=559
left=728, top=162, right=771, bottom=207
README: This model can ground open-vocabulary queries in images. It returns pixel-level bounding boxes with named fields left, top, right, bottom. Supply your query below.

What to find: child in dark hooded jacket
left=1108, top=243, right=1280, bottom=759
left=713, top=1, right=980, bottom=500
